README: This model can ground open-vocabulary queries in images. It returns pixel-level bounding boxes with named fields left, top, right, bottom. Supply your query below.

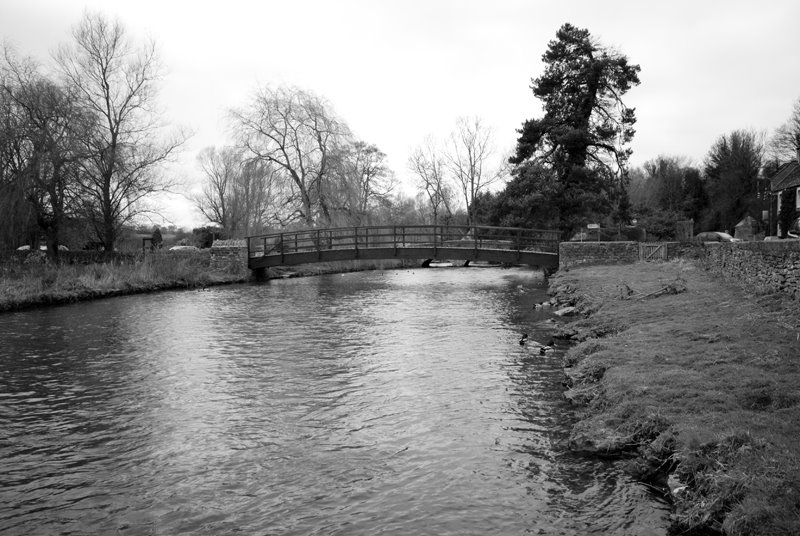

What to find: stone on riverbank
left=554, top=306, right=578, bottom=316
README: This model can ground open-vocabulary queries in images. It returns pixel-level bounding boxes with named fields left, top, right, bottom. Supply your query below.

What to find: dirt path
left=548, top=260, right=800, bottom=535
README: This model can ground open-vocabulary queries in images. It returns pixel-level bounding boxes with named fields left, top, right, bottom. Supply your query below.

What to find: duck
left=536, top=340, right=556, bottom=355
left=523, top=338, right=555, bottom=355
left=519, top=333, right=528, bottom=346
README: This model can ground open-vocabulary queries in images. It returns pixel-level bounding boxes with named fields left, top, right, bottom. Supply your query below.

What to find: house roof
left=770, top=160, right=800, bottom=192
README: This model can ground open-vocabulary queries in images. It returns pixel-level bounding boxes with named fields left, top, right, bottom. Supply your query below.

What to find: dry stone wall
left=210, top=239, right=248, bottom=273
left=700, top=241, right=800, bottom=299
left=558, top=241, right=640, bottom=270
left=560, top=239, right=800, bottom=300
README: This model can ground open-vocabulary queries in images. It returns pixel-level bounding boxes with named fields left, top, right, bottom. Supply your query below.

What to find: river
left=0, top=267, right=670, bottom=535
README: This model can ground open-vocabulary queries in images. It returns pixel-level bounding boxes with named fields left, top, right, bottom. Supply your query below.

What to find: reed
left=0, top=252, right=246, bottom=312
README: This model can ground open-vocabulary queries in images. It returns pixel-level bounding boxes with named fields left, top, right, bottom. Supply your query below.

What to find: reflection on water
left=0, top=267, right=669, bottom=535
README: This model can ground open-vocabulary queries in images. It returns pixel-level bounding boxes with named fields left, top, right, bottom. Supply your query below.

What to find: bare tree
left=408, top=136, right=454, bottom=225
left=326, top=140, right=396, bottom=225
left=769, top=97, right=800, bottom=163
left=643, top=155, right=691, bottom=213
left=236, top=157, right=278, bottom=236
left=444, top=117, right=503, bottom=228
left=195, top=146, right=236, bottom=234
left=194, top=146, right=278, bottom=237
left=0, top=49, right=35, bottom=250
left=232, top=85, right=349, bottom=226
left=0, top=47, right=87, bottom=257
left=55, top=12, right=186, bottom=251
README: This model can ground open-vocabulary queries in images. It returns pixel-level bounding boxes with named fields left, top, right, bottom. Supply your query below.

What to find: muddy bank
left=546, top=260, right=800, bottom=535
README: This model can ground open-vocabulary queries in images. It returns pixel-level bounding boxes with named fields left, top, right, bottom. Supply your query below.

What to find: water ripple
left=0, top=268, right=669, bottom=535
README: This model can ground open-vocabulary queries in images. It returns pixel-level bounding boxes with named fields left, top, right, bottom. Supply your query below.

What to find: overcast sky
left=3, top=0, right=799, bottom=228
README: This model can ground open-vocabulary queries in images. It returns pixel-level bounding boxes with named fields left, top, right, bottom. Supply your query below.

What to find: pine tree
left=511, top=23, right=640, bottom=236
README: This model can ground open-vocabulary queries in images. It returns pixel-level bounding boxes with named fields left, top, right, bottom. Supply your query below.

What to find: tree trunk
left=103, top=216, right=115, bottom=252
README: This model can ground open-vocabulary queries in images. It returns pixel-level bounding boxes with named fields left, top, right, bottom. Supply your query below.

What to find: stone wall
left=559, top=241, right=640, bottom=270
left=699, top=241, right=800, bottom=299
left=559, top=239, right=800, bottom=300
left=210, top=239, right=248, bottom=273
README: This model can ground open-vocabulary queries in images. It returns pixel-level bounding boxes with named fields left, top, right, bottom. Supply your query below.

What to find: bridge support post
left=252, top=267, right=268, bottom=282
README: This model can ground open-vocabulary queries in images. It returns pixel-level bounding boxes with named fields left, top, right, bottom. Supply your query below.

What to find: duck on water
left=518, top=333, right=554, bottom=355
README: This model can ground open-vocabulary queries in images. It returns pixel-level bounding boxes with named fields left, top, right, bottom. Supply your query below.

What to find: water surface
left=0, top=267, right=669, bottom=535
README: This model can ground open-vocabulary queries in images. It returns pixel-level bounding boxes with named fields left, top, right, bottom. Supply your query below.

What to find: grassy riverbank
left=0, top=254, right=419, bottom=313
left=548, top=261, right=800, bottom=535
left=0, top=252, right=248, bottom=312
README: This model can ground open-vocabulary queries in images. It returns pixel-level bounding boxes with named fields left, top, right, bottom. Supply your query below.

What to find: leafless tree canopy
left=229, top=85, right=402, bottom=228
left=769, top=97, right=800, bottom=163
left=55, top=12, right=186, bottom=250
left=444, top=117, right=503, bottom=227
left=326, top=141, right=396, bottom=225
left=0, top=46, right=88, bottom=256
left=193, top=146, right=277, bottom=237
left=408, top=136, right=454, bottom=225
left=232, top=86, right=351, bottom=226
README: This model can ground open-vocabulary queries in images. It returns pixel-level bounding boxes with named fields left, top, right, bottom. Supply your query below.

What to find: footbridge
left=247, top=225, right=560, bottom=271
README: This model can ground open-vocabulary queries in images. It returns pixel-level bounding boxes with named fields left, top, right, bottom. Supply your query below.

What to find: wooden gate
left=639, top=242, right=668, bottom=261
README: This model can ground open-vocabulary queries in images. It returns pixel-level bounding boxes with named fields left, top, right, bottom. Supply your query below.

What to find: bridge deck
left=247, top=225, right=559, bottom=270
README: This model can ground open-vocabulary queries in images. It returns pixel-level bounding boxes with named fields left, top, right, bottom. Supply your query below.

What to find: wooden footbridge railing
left=246, top=224, right=560, bottom=271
